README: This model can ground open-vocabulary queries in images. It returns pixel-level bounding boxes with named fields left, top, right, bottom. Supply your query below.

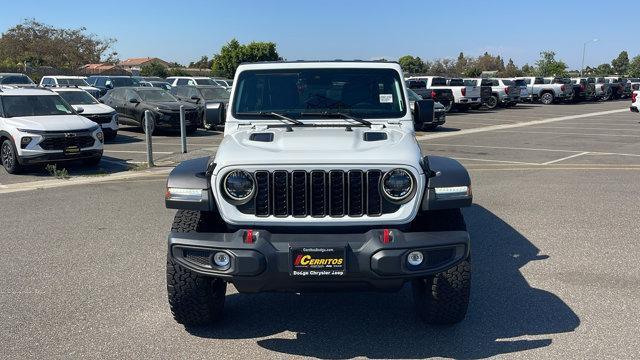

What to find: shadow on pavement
left=186, top=205, right=580, bottom=359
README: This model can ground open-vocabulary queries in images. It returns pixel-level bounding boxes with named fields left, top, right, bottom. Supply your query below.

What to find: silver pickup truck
left=517, top=76, right=574, bottom=105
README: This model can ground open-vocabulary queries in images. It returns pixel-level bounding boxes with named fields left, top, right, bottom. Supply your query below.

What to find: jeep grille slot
left=245, top=169, right=397, bottom=218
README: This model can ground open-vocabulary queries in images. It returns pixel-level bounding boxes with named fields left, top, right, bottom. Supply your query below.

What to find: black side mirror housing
left=413, top=99, right=435, bottom=130
left=129, top=98, right=139, bottom=104
left=190, top=95, right=201, bottom=103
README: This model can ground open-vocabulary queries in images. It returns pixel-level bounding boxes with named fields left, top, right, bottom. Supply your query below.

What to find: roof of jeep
left=0, top=88, right=57, bottom=96
left=236, top=60, right=402, bottom=72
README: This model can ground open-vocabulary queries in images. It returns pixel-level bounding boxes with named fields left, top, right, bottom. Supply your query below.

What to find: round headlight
left=381, top=168, right=414, bottom=203
left=223, top=170, right=255, bottom=203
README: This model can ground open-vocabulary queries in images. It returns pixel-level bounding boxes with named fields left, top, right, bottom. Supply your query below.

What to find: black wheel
left=602, top=88, right=612, bottom=101
left=412, top=258, right=471, bottom=325
left=540, top=92, right=555, bottom=105
left=83, top=156, right=102, bottom=167
left=1, top=139, right=22, bottom=174
left=485, top=95, right=498, bottom=109
left=443, top=101, right=453, bottom=112
left=167, top=210, right=227, bottom=326
left=141, top=113, right=157, bottom=135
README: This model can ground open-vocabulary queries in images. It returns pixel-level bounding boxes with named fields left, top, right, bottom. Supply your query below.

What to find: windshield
left=448, top=79, right=464, bottom=86
left=201, top=87, right=230, bottom=100
left=233, top=68, right=407, bottom=119
left=0, top=75, right=34, bottom=85
left=151, top=82, right=172, bottom=90
left=57, top=91, right=98, bottom=105
left=513, top=79, right=526, bottom=87
left=463, top=79, right=478, bottom=86
left=111, top=78, right=139, bottom=87
left=502, top=80, right=514, bottom=85
left=431, top=77, right=447, bottom=86
left=2, top=95, right=74, bottom=117
left=137, top=89, right=177, bottom=102
left=195, top=78, right=217, bottom=86
left=57, top=78, right=89, bottom=86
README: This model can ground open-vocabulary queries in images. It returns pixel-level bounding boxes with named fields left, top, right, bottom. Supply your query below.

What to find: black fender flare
left=0, top=130, right=12, bottom=142
left=165, top=156, right=216, bottom=211
left=421, top=156, right=472, bottom=211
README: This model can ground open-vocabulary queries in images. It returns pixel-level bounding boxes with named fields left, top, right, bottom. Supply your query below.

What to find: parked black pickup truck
left=570, top=77, right=596, bottom=101
left=406, top=79, right=454, bottom=112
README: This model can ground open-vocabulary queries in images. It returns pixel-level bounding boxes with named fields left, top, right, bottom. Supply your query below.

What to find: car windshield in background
left=195, top=78, right=217, bottom=86
left=233, top=68, right=406, bottom=119
left=514, top=79, right=527, bottom=86
left=502, top=80, right=514, bottom=85
left=448, top=79, right=464, bottom=86
left=138, top=89, right=177, bottom=102
left=143, top=77, right=164, bottom=82
left=463, top=79, right=477, bottom=86
left=431, top=77, right=447, bottom=86
left=58, top=91, right=97, bottom=105
left=151, top=82, right=172, bottom=90
left=406, top=88, right=422, bottom=101
left=201, top=87, right=230, bottom=100
left=111, top=78, right=139, bottom=87
left=0, top=76, right=34, bottom=85
left=57, top=78, right=89, bottom=86
left=2, top=95, right=74, bottom=117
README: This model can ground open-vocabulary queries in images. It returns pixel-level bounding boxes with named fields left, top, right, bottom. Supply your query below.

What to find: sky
left=0, top=0, right=634, bottom=69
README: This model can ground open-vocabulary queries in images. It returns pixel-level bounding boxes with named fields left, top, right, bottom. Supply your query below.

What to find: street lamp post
left=580, top=38, right=599, bottom=76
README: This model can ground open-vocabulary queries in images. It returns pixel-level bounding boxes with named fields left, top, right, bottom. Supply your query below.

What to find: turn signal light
left=382, top=229, right=392, bottom=244
left=244, top=229, right=254, bottom=244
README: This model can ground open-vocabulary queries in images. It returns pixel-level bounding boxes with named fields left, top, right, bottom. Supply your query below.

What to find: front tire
left=167, top=210, right=227, bottom=326
left=412, top=259, right=471, bottom=325
left=1, top=139, right=22, bottom=174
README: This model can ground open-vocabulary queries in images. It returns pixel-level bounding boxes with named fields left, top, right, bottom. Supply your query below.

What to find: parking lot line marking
left=494, top=130, right=640, bottom=138
left=453, top=157, right=540, bottom=165
left=104, top=150, right=173, bottom=154
left=530, top=126, right=640, bottom=132
left=469, top=166, right=640, bottom=172
left=415, top=108, right=628, bottom=140
left=426, top=143, right=582, bottom=154
left=542, top=152, right=590, bottom=165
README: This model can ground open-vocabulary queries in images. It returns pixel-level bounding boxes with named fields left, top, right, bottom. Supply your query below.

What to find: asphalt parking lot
left=1, top=99, right=639, bottom=359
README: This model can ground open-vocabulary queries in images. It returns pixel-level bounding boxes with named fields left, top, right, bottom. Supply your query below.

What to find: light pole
left=580, top=38, right=598, bottom=76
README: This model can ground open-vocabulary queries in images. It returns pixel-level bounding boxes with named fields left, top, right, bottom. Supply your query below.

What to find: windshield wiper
left=261, top=111, right=303, bottom=125
left=300, top=111, right=371, bottom=127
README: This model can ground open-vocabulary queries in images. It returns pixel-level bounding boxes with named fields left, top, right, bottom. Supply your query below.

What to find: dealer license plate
left=289, top=246, right=346, bottom=276
left=64, top=146, right=80, bottom=155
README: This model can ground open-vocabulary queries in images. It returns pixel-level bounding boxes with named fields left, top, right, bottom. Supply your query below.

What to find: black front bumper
left=168, top=228, right=469, bottom=293
left=19, top=149, right=103, bottom=165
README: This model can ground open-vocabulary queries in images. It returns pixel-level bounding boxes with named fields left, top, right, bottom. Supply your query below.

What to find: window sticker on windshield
left=379, top=94, right=393, bottom=103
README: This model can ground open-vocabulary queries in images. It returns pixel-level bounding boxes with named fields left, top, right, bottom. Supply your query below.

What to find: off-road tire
left=410, top=208, right=470, bottom=324
left=485, top=95, right=498, bottom=109
left=167, top=210, right=227, bottom=326
left=412, top=259, right=471, bottom=325
left=540, top=92, right=555, bottom=105
left=1, top=139, right=22, bottom=174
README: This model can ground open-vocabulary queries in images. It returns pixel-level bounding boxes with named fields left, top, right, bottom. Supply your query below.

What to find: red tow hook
left=244, top=229, right=254, bottom=244
left=382, top=229, right=392, bottom=244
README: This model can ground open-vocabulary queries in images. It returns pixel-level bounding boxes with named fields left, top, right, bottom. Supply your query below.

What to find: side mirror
left=105, top=82, right=114, bottom=89
left=98, top=98, right=105, bottom=104
left=413, top=99, right=435, bottom=130
left=76, top=106, right=85, bottom=114
left=128, top=98, right=139, bottom=104
left=190, top=95, right=201, bottom=103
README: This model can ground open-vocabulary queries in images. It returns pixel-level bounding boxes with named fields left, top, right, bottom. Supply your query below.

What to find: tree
left=499, top=58, right=522, bottom=77
left=535, top=51, right=567, bottom=76
left=189, top=56, right=212, bottom=69
left=398, top=55, right=427, bottom=75
left=629, top=55, right=640, bottom=78
left=211, top=39, right=281, bottom=78
left=140, top=62, right=169, bottom=78
left=611, top=51, right=629, bottom=75
left=593, top=63, right=613, bottom=76
left=520, top=64, right=535, bottom=76
left=0, top=19, right=117, bottom=69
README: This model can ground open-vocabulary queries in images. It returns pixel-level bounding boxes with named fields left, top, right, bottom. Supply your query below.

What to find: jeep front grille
left=245, top=170, right=397, bottom=218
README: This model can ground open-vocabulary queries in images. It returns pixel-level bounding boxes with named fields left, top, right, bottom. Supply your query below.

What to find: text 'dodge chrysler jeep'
left=164, top=61, right=473, bottom=326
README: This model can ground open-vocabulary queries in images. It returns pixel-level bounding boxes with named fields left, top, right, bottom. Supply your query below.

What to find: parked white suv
left=0, top=88, right=104, bottom=174
left=165, top=76, right=219, bottom=87
left=40, top=76, right=101, bottom=99
left=53, top=88, right=119, bottom=140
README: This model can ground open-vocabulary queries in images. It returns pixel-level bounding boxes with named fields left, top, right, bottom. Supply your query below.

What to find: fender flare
left=421, top=156, right=472, bottom=211
left=165, top=156, right=216, bottom=211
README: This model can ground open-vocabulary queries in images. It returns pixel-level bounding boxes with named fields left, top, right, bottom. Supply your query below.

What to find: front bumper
left=168, top=228, right=469, bottom=293
left=18, top=149, right=103, bottom=165
left=456, top=97, right=480, bottom=104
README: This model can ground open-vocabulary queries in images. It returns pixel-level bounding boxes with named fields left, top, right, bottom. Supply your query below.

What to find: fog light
left=96, top=131, right=104, bottom=143
left=213, top=252, right=230, bottom=269
left=20, top=136, right=32, bottom=149
left=407, top=251, right=424, bottom=266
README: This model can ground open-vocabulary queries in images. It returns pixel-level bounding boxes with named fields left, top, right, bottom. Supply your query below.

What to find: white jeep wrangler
left=164, top=61, right=472, bottom=326
left=0, top=87, right=104, bottom=174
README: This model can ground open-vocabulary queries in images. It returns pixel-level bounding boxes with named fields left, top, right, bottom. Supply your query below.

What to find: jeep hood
left=213, top=126, right=423, bottom=171
left=5, top=115, right=97, bottom=132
